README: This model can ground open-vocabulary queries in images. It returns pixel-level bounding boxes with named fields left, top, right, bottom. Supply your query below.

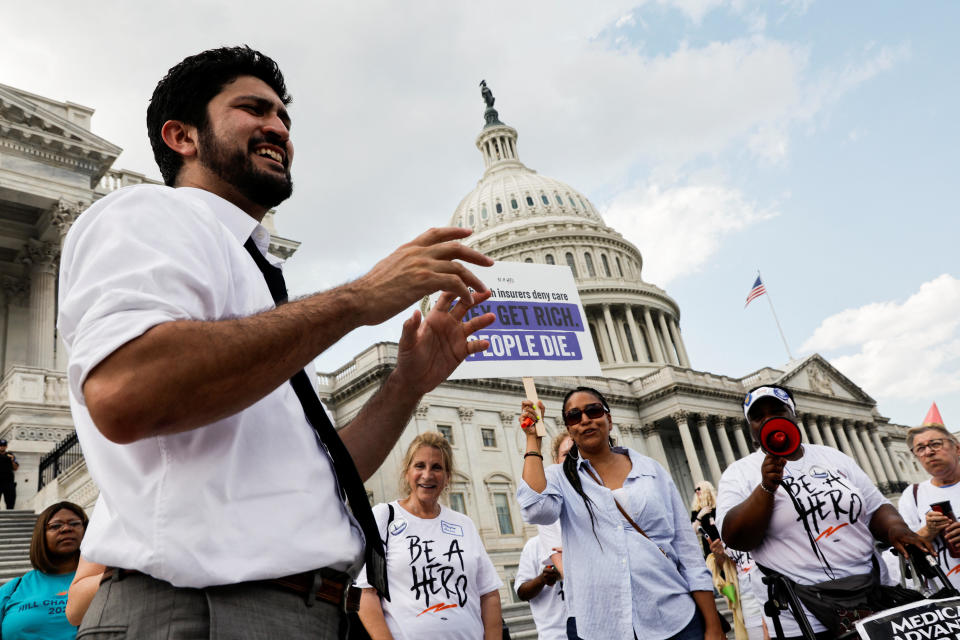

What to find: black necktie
left=243, top=237, right=389, bottom=599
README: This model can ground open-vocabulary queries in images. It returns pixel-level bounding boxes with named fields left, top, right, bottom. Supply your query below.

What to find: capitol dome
left=452, top=84, right=691, bottom=379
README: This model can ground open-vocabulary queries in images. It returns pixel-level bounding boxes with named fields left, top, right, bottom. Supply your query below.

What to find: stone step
left=0, top=566, right=33, bottom=582
left=0, top=511, right=34, bottom=589
left=501, top=600, right=535, bottom=637
left=0, top=558, right=35, bottom=571
left=0, top=524, right=33, bottom=541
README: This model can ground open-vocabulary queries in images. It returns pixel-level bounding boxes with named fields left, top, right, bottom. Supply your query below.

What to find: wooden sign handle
left=521, top=377, right=547, bottom=437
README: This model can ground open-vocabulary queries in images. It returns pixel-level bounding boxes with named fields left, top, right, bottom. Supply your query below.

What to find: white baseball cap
left=743, top=386, right=796, bottom=420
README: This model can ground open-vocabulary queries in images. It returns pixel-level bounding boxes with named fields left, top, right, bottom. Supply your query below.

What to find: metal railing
left=38, top=431, right=82, bottom=489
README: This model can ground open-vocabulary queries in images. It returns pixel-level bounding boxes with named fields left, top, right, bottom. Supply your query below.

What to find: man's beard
left=198, top=126, right=293, bottom=209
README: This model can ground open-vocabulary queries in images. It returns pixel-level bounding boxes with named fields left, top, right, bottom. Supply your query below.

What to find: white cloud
left=603, top=179, right=778, bottom=285
left=616, top=12, right=636, bottom=27
left=747, top=11, right=768, bottom=33
left=652, top=0, right=732, bottom=24
left=801, top=274, right=960, bottom=399
left=788, top=43, right=910, bottom=125
left=0, top=1, right=911, bottom=370
left=779, top=0, right=815, bottom=19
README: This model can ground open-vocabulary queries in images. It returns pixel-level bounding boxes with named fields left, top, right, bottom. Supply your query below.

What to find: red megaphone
left=759, top=416, right=802, bottom=457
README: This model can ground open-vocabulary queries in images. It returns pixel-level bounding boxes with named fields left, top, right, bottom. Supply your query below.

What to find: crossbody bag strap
left=384, top=503, right=396, bottom=548
left=582, top=465, right=666, bottom=557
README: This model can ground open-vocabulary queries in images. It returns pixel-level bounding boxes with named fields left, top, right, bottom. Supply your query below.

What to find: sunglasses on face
left=563, top=402, right=607, bottom=427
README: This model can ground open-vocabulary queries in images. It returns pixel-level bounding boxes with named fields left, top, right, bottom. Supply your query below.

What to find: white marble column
left=794, top=415, right=809, bottom=442
left=715, top=416, right=737, bottom=466
left=414, top=404, right=431, bottom=435
left=625, top=425, right=647, bottom=455
left=591, top=316, right=612, bottom=363
left=615, top=314, right=634, bottom=361
left=0, top=288, right=7, bottom=376
left=858, top=422, right=889, bottom=488
left=657, top=311, right=680, bottom=365
left=844, top=420, right=877, bottom=482
left=602, top=304, right=625, bottom=363
left=668, top=318, right=691, bottom=367
left=821, top=416, right=839, bottom=449
left=674, top=411, right=705, bottom=485
left=871, top=429, right=901, bottom=484
left=803, top=414, right=823, bottom=446
left=23, top=240, right=59, bottom=370
left=625, top=306, right=650, bottom=362
left=832, top=418, right=856, bottom=459
left=50, top=199, right=82, bottom=246
left=733, top=419, right=751, bottom=458
left=641, top=424, right=670, bottom=470
left=1, top=276, right=27, bottom=371
left=643, top=307, right=665, bottom=363
left=697, top=415, right=723, bottom=484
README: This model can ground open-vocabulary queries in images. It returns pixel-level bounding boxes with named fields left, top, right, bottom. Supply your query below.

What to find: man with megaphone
left=715, top=385, right=932, bottom=639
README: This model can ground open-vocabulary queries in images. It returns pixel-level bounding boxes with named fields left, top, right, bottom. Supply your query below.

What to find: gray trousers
left=77, top=572, right=348, bottom=639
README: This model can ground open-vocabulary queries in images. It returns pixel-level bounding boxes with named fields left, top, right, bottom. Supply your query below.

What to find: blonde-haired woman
left=691, top=481, right=720, bottom=555
left=356, top=432, right=503, bottom=640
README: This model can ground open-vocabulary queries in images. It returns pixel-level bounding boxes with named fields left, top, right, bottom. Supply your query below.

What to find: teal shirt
left=0, top=570, right=77, bottom=640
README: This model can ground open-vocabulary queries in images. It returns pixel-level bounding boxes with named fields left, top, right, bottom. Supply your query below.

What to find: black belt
left=262, top=569, right=361, bottom=612
left=103, top=567, right=361, bottom=612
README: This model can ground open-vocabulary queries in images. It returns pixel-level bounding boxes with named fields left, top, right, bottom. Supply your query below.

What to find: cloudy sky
left=4, top=1, right=956, bottom=427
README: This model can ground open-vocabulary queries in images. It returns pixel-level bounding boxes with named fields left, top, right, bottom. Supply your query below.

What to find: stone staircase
left=503, top=600, right=537, bottom=639
left=0, top=510, right=37, bottom=585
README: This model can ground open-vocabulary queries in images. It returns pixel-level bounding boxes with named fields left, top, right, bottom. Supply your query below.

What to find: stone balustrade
left=317, top=343, right=399, bottom=392
left=0, top=366, right=69, bottom=407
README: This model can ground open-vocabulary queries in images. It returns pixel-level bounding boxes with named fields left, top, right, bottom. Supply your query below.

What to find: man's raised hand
left=351, top=227, right=493, bottom=327
left=391, top=290, right=495, bottom=396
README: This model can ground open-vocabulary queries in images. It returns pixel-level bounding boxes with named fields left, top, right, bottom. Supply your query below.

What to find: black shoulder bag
left=347, top=504, right=396, bottom=640
left=760, top=484, right=923, bottom=637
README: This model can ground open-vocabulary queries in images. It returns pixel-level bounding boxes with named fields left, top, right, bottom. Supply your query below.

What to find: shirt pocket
left=624, top=476, right=671, bottom=541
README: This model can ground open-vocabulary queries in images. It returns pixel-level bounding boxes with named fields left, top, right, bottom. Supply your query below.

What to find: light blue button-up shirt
left=517, top=448, right=714, bottom=640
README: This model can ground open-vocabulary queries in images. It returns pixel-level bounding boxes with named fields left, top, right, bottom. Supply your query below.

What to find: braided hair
left=560, top=386, right=612, bottom=547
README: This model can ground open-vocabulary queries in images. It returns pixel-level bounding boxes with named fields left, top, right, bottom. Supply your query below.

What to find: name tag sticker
left=441, top=520, right=464, bottom=537
left=388, top=519, right=407, bottom=536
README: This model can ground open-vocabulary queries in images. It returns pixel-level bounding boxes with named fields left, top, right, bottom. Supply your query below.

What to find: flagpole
left=758, top=270, right=794, bottom=361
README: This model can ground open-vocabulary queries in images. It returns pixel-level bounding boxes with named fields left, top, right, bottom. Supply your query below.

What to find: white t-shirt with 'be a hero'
left=716, top=444, right=888, bottom=637
left=356, top=501, right=502, bottom=640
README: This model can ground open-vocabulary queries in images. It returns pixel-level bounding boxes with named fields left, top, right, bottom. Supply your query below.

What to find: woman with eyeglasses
left=0, top=501, right=88, bottom=639
left=898, top=424, right=960, bottom=591
left=517, top=386, right=725, bottom=640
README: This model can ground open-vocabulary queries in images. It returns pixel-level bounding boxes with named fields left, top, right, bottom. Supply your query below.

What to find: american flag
left=744, top=276, right=766, bottom=308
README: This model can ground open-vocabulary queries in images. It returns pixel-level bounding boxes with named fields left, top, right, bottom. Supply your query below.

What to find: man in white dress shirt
left=57, top=46, right=495, bottom=639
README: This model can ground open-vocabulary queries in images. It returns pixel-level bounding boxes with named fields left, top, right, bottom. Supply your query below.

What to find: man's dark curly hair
left=147, top=45, right=291, bottom=186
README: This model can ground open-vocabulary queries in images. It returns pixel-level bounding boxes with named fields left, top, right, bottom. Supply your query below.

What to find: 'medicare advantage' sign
left=443, top=261, right=602, bottom=380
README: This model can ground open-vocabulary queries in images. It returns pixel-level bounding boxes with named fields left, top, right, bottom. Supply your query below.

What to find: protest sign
left=441, top=261, right=601, bottom=380
left=855, top=597, right=960, bottom=640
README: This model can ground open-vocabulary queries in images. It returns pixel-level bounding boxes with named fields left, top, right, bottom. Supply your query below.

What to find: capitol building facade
left=0, top=81, right=927, bottom=600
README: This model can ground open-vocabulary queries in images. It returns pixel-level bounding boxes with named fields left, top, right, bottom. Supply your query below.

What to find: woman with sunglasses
left=517, top=386, right=725, bottom=640
left=898, top=424, right=960, bottom=591
left=0, top=501, right=88, bottom=639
